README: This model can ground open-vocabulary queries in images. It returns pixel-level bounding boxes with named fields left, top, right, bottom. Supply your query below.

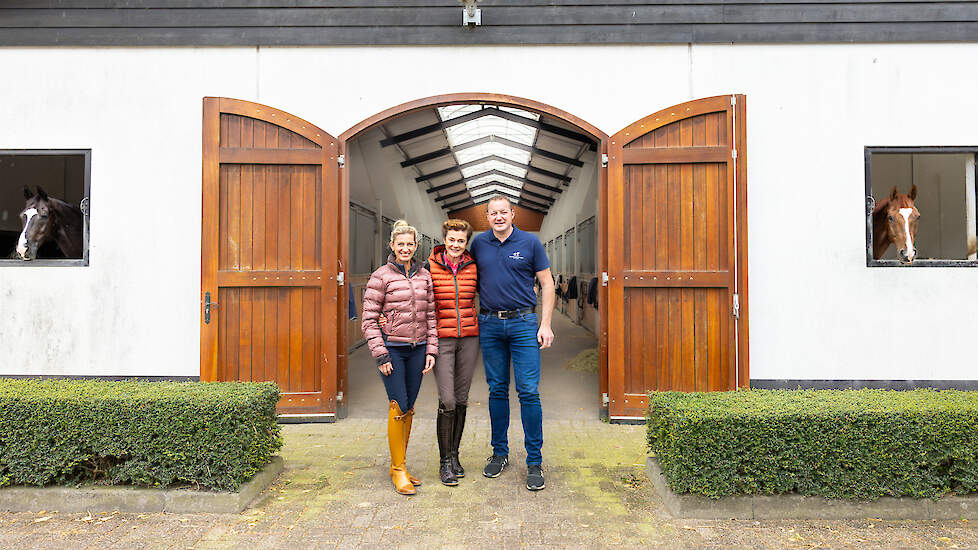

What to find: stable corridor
left=345, top=311, right=599, bottom=425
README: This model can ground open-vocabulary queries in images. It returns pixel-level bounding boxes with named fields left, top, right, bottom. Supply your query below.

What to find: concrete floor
left=345, top=311, right=600, bottom=422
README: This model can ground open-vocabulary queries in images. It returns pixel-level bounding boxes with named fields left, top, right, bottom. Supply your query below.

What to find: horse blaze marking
left=16, top=207, right=37, bottom=258
left=899, top=207, right=915, bottom=256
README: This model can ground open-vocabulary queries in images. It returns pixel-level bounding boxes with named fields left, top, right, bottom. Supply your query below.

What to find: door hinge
left=337, top=391, right=344, bottom=402
left=732, top=293, right=740, bottom=319
left=602, top=272, right=609, bottom=286
left=731, top=95, right=737, bottom=106
left=602, top=393, right=609, bottom=406
left=337, top=271, right=345, bottom=286
left=337, top=154, right=345, bottom=168
left=731, top=148, right=738, bottom=159
left=601, top=153, right=608, bottom=167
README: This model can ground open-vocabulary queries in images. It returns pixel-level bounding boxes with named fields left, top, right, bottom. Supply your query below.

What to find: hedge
left=647, top=389, right=978, bottom=500
left=0, top=379, right=282, bottom=491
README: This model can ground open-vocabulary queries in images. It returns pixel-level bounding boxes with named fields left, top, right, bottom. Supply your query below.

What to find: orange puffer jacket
left=426, top=245, right=479, bottom=339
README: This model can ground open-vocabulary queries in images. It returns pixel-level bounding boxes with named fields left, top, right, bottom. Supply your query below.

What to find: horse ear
left=909, top=185, right=918, bottom=201
left=23, top=185, right=34, bottom=199
left=35, top=186, right=48, bottom=201
left=889, top=186, right=899, bottom=200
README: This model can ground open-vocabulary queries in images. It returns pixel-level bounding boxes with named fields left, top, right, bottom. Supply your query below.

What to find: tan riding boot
left=388, top=408, right=421, bottom=486
left=402, top=408, right=422, bottom=486
left=388, top=401, right=416, bottom=495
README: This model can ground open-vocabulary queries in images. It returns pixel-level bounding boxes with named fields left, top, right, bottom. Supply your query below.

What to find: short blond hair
left=485, top=195, right=514, bottom=211
left=389, top=219, right=418, bottom=244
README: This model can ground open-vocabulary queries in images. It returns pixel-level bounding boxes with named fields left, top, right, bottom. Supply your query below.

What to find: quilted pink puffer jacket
left=361, top=256, right=438, bottom=366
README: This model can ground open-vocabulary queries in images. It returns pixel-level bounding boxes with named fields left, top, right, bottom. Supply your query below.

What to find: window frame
left=0, top=149, right=91, bottom=267
left=864, top=146, right=978, bottom=268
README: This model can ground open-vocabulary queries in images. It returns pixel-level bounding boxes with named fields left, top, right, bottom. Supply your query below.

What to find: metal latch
left=731, top=148, right=737, bottom=159
left=337, top=271, right=345, bottom=286
left=601, top=153, right=608, bottom=167
left=602, top=393, right=609, bottom=406
left=337, top=154, right=345, bottom=168
left=337, top=391, right=344, bottom=402
left=732, top=293, right=740, bottom=319
left=203, top=291, right=218, bottom=324
left=602, top=272, right=609, bottom=286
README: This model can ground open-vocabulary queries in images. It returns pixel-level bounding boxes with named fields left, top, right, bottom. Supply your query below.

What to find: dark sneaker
left=526, top=464, right=545, bottom=491
left=483, top=454, right=509, bottom=478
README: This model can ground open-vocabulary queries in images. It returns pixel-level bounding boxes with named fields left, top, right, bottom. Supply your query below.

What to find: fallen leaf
left=33, top=517, right=51, bottom=523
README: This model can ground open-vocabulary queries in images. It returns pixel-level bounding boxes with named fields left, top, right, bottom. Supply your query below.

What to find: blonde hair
left=442, top=218, right=473, bottom=241
left=389, top=219, right=418, bottom=245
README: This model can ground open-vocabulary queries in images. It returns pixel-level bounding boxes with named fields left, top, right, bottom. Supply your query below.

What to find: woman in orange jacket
left=426, top=219, right=479, bottom=486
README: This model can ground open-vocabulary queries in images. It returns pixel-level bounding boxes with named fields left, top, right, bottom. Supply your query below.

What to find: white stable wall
left=1, top=44, right=977, bottom=381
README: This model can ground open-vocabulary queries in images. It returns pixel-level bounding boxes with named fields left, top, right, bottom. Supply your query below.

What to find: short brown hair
left=485, top=195, right=514, bottom=211
left=442, top=218, right=473, bottom=240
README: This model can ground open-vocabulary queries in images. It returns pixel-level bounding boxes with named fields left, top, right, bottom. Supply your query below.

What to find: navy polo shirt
left=471, top=226, right=550, bottom=311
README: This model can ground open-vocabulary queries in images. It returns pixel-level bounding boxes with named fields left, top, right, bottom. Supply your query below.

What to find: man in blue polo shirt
left=470, top=195, right=555, bottom=491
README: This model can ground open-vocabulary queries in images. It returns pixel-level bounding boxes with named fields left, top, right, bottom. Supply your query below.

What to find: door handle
left=204, top=291, right=219, bottom=324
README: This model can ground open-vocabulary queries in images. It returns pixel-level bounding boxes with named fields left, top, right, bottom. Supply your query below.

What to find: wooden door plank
left=735, top=94, right=750, bottom=389
left=606, top=136, right=625, bottom=417
left=220, top=148, right=322, bottom=165
left=277, top=166, right=291, bottom=271
left=301, top=287, right=316, bottom=393
left=201, top=98, right=221, bottom=382
left=253, top=167, right=266, bottom=271
left=622, top=146, right=728, bottom=165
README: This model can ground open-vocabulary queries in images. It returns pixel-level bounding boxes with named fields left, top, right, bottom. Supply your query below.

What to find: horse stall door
left=201, top=98, right=340, bottom=417
left=605, top=95, right=748, bottom=420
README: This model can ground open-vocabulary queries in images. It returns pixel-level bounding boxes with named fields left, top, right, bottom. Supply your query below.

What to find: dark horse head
left=17, top=186, right=84, bottom=261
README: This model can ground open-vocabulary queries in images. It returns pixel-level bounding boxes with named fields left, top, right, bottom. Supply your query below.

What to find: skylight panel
left=454, top=142, right=530, bottom=166
left=465, top=173, right=523, bottom=189
left=437, top=104, right=541, bottom=193
left=460, top=159, right=525, bottom=179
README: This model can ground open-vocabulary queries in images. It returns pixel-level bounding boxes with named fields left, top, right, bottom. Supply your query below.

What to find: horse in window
left=872, top=185, right=920, bottom=263
left=15, top=186, right=84, bottom=260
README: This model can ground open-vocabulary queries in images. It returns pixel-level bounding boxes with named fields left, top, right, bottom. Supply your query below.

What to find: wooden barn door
left=605, top=95, right=748, bottom=420
left=201, top=98, right=341, bottom=417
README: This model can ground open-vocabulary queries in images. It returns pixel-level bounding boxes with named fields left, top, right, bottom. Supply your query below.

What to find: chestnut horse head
left=16, top=186, right=84, bottom=261
left=872, top=185, right=920, bottom=263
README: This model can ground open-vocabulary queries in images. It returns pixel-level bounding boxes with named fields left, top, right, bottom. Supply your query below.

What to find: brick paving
left=4, top=316, right=978, bottom=548
left=3, top=416, right=978, bottom=549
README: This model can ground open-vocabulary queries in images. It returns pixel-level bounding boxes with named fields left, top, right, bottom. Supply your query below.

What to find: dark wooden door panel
left=202, top=98, right=340, bottom=416
left=607, top=95, right=748, bottom=419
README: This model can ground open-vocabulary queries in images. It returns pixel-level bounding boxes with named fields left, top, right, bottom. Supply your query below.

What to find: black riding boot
left=437, top=403, right=458, bottom=486
left=450, top=403, right=467, bottom=478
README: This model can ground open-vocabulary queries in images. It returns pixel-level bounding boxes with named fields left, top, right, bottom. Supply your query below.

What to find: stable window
left=577, top=217, right=596, bottom=274
left=564, top=227, right=576, bottom=274
left=866, top=147, right=978, bottom=267
left=349, top=202, right=377, bottom=274
left=0, top=150, right=90, bottom=266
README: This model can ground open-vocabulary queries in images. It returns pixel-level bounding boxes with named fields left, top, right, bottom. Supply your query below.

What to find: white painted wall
left=1, top=44, right=977, bottom=382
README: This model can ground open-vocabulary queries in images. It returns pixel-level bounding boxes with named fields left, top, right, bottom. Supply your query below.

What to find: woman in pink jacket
left=361, top=219, right=438, bottom=495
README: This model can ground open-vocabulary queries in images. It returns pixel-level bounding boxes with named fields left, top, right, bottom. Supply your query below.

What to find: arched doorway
left=336, top=93, right=611, bottom=419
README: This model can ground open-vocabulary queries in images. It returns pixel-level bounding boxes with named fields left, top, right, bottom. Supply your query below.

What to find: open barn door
left=201, top=98, right=342, bottom=418
left=604, top=95, right=748, bottom=420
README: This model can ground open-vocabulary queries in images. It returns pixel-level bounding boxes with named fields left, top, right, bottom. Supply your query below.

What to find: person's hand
left=378, top=315, right=387, bottom=329
left=378, top=362, right=393, bottom=376
left=423, top=354, right=435, bottom=374
left=537, top=324, right=554, bottom=349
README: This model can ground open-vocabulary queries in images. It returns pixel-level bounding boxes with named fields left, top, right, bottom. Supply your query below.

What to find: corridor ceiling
left=377, top=104, right=598, bottom=216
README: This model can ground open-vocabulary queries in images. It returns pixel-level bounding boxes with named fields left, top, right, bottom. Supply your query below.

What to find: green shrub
left=647, top=389, right=978, bottom=499
left=0, top=379, right=282, bottom=491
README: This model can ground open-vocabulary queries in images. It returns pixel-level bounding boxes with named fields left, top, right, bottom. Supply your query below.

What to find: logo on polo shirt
left=509, top=251, right=525, bottom=261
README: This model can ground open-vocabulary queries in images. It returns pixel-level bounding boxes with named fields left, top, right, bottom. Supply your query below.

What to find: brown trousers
left=434, top=335, right=480, bottom=410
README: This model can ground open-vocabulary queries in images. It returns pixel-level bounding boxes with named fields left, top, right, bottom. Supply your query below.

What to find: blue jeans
left=379, top=344, right=426, bottom=413
left=479, top=312, right=543, bottom=465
